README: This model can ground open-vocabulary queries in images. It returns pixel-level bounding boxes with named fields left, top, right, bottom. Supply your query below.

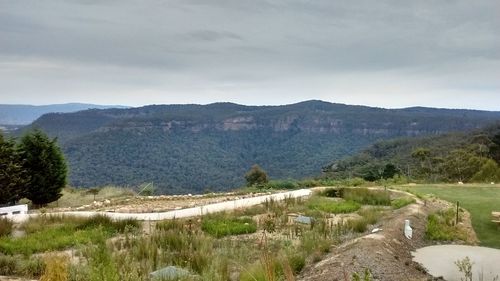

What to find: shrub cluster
left=342, top=188, right=391, bottom=206
left=308, top=197, right=361, bottom=214
left=426, top=208, right=467, bottom=241
left=0, top=218, right=13, bottom=237
left=201, top=215, right=257, bottom=238
left=391, top=197, right=416, bottom=209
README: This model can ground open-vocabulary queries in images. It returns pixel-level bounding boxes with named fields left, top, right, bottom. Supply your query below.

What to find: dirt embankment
left=298, top=193, right=477, bottom=281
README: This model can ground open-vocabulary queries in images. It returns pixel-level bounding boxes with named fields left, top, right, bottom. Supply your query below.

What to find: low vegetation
left=391, top=197, right=416, bottom=209
left=201, top=215, right=257, bottom=238
left=425, top=208, right=468, bottom=242
left=0, top=217, right=13, bottom=237
left=0, top=191, right=393, bottom=280
left=308, top=197, right=361, bottom=214
left=342, top=188, right=391, bottom=206
left=0, top=215, right=139, bottom=256
left=408, top=184, right=500, bottom=248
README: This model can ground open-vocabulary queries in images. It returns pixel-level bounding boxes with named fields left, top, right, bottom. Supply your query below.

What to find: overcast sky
left=1, top=0, right=499, bottom=110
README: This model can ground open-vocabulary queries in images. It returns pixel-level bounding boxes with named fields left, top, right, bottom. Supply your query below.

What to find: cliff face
left=22, top=100, right=500, bottom=193
left=90, top=114, right=456, bottom=137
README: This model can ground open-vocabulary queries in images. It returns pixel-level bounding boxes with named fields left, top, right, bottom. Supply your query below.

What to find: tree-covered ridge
left=18, top=100, right=500, bottom=193
left=324, top=123, right=500, bottom=183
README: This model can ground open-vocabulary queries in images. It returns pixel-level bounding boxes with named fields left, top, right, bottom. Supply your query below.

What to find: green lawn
left=403, top=184, right=500, bottom=248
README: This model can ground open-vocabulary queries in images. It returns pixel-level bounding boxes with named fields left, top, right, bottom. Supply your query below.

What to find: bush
left=287, top=254, right=306, bottom=274
left=320, top=188, right=342, bottom=198
left=202, top=216, right=257, bottom=238
left=357, top=208, right=383, bottom=225
left=308, top=197, right=361, bottom=214
left=0, top=218, right=13, bottom=237
left=156, top=219, right=184, bottom=231
left=426, top=209, right=467, bottom=241
left=297, top=179, right=322, bottom=188
left=342, top=188, right=391, bottom=206
left=76, top=215, right=139, bottom=233
left=20, top=257, right=45, bottom=278
left=342, top=177, right=366, bottom=187
left=264, top=180, right=299, bottom=190
left=347, top=218, right=368, bottom=233
left=391, top=197, right=416, bottom=209
left=0, top=254, right=17, bottom=276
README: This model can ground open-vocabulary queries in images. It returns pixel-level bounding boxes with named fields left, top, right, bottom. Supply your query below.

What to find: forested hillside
left=19, top=100, right=500, bottom=193
left=324, top=123, right=500, bottom=183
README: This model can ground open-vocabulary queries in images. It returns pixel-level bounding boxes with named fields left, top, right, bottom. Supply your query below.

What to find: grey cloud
left=184, top=30, right=243, bottom=42
left=0, top=0, right=499, bottom=109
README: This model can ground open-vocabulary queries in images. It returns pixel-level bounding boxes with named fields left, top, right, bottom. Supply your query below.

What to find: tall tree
left=245, top=164, right=268, bottom=187
left=18, top=130, right=67, bottom=206
left=441, top=149, right=486, bottom=182
left=0, top=133, right=28, bottom=205
left=490, top=133, right=500, bottom=164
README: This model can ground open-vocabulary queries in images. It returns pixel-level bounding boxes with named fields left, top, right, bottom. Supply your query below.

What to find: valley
left=17, top=100, right=500, bottom=194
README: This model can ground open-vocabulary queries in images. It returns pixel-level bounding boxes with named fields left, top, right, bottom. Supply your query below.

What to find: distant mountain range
left=0, top=103, right=128, bottom=125
left=17, top=100, right=500, bottom=193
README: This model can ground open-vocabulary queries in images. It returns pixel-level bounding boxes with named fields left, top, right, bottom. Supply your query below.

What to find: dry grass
left=47, top=186, right=135, bottom=208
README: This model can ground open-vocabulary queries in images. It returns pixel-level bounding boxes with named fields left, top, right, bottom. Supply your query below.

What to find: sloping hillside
left=24, top=100, right=500, bottom=193
left=325, top=123, right=500, bottom=183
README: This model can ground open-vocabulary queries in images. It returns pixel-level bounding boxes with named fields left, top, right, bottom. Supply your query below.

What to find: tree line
left=0, top=129, right=67, bottom=207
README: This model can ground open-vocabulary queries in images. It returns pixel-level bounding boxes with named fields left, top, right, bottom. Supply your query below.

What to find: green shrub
left=88, top=234, right=119, bottom=281
left=297, top=179, right=321, bottom=188
left=0, top=218, right=13, bottom=237
left=425, top=209, right=467, bottom=241
left=391, top=197, right=416, bottom=209
left=0, top=255, right=44, bottom=279
left=202, top=216, right=257, bottom=238
left=342, top=188, right=391, bottom=206
left=320, top=188, right=342, bottom=198
left=20, top=257, right=45, bottom=278
left=287, top=254, right=306, bottom=274
left=76, top=215, right=139, bottom=233
left=308, top=197, right=361, bottom=214
left=156, top=219, right=184, bottom=231
left=357, top=208, right=383, bottom=225
left=342, top=177, right=366, bottom=187
left=264, top=180, right=299, bottom=190
left=346, top=218, right=369, bottom=233
left=0, top=254, right=17, bottom=276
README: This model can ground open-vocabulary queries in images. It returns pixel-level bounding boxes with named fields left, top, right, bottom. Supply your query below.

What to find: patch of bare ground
left=298, top=193, right=477, bottom=281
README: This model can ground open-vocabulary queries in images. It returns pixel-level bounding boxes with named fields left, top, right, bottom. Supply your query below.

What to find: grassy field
left=403, top=184, right=500, bottom=248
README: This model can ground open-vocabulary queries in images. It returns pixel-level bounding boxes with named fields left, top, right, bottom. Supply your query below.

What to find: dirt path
left=298, top=194, right=470, bottom=281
